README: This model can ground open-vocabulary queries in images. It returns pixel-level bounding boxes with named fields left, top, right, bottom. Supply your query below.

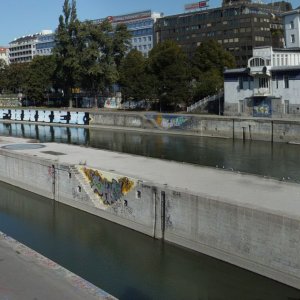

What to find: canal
left=0, top=181, right=299, bottom=300
left=0, top=122, right=300, bottom=181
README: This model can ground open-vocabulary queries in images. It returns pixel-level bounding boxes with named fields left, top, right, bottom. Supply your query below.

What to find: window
left=239, top=77, right=244, bottom=89
left=259, top=77, right=268, bottom=88
left=284, top=75, right=289, bottom=88
left=290, top=21, right=294, bottom=29
left=276, top=76, right=279, bottom=89
left=291, top=34, right=295, bottom=43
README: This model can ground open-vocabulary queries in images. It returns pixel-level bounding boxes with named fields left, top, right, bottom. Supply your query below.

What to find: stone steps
left=69, top=165, right=105, bottom=209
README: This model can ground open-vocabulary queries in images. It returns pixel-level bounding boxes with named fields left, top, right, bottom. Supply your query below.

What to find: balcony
left=253, top=87, right=271, bottom=97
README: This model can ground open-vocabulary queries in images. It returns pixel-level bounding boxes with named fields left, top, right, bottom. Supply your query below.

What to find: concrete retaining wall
left=163, top=188, right=300, bottom=290
left=0, top=149, right=299, bottom=289
left=90, top=111, right=300, bottom=143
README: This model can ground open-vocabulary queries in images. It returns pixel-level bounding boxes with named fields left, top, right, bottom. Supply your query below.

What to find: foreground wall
left=0, top=148, right=299, bottom=289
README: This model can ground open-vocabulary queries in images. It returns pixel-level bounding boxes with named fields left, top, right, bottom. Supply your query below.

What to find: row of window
left=10, top=44, right=34, bottom=51
left=133, top=44, right=152, bottom=51
left=10, top=51, right=32, bottom=57
left=36, top=48, right=52, bottom=54
left=161, top=7, right=273, bottom=26
left=132, top=36, right=152, bottom=43
left=126, top=20, right=153, bottom=29
left=238, top=76, right=290, bottom=90
left=272, top=53, right=300, bottom=66
left=36, top=42, right=56, bottom=50
left=131, top=28, right=152, bottom=36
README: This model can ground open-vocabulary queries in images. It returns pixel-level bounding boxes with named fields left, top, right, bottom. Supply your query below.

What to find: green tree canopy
left=191, top=39, right=236, bottom=101
left=119, top=49, right=153, bottom=101
left=192, top=39, right=236, bottom=77
left=25, top=55, right=56, bottom=104
left=53, top=0, right=81, bottom=107
left=148, top=40, right=191, bottom=111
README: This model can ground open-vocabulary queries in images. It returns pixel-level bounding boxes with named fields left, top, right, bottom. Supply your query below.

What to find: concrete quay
left=0, top=231, right=115, bottom=300
left=0, top=136, right=299, bottom=290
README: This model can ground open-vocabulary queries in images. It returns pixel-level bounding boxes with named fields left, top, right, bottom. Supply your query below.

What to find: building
left=9, top=30, right=53, bottom=63
left=0, top=47, right=9, bottom=65
left=92, top=10, right=163, bottom=57
left=154, top=0, right=292, bottom=67
left=224, top=9, right=300, bottom=118
left=283, top=8, right=300, bottom=48
left=36, top=31, right=56, bottom=56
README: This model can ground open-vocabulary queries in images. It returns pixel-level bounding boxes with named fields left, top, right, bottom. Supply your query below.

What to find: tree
left=25, top=55, right=56, bottom=104
left=0, top=59, right=8, bottom=93
left=148, top=40, right=190, bottom=111
left=6, top=62, right=29, bottom=95
left=78, top=20, right=118, bottom=107
left=119, top=49, right=153, bottom=101
left=191, top=39, right=236, bottom=101
left=192, top=39, right=235, bottom=76
left=53, top=0, right=81, bottom=107
left=112, top=23, right=132, bottom=70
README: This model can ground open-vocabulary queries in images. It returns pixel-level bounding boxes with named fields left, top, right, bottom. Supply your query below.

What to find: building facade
left=224, top=7, right=300, bottom=118
left=92, top=10, right=163, bottom=57
left=0, top=47, right=9, bottom=65
left=9, top=30, right=53, bottom=63
left=283, top=8, right=300, bottom=48
left=36, top=31, right=56, bottom=56
left=154, top=0, right=292, bottom=67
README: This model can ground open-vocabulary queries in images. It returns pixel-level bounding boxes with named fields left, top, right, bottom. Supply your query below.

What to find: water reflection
left=0, top=181, right=299, bottom=300
left=0, top=122, right=300, bottom=181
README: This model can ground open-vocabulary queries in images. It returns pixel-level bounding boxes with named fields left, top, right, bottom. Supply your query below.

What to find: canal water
left=0, top=181, right=299, bottom=300
left=0, top=122, right=300, bottom=181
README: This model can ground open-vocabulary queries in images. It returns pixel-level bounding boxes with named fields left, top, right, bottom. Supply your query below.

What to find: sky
left=0, top=0, right=298, bottom=45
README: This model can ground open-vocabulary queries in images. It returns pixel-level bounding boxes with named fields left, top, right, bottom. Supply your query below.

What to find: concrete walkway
left=1, top=136, right=300, bottom=220
left=0, top=232, right=115, bottom=300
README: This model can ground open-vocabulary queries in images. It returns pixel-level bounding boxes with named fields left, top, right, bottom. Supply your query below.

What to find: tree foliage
left=191, top=39, right=236, bottom=101
left=53, top=0, right=81, bottom=107
left=25, top=55, right=56, bottom=103
left=119, top=49, right=153, bottom=101
left=148, top=40, right=191, bottom=110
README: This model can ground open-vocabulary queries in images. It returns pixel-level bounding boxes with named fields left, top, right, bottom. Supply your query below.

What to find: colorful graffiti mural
left=83, top=168, right=135, bottom=205
left=253, top=98, right=272, bottom=117
left=0, top=109, right=90, bottom=125
left=146, top=114, right=190, bottom=129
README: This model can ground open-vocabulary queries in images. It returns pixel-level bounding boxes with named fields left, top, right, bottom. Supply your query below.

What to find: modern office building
left=155, top=0, right=292, bottom=67
left=9, top=30, right=53, bottom=63
left=36, top=31, right=56, bottom=56
left=224, top=9, right=300, bottom=118
left=0, top=47, right=9, bottom=65
left=92, top=10, right=163, bottom=57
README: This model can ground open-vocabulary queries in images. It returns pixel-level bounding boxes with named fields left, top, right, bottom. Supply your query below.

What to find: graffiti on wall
left=0, top=109, right=90, bottom=125
left=146, top=114, right=191, bottom=129
left=253, top=98, right=272, bottom=117
left=83, top=168, right=135, bottom=205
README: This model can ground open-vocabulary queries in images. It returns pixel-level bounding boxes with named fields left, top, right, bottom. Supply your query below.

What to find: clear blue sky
left=0, top=0, right=298, bottom=45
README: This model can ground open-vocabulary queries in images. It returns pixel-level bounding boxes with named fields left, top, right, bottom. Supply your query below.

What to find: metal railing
left=187, top=91, right=224, bottom=112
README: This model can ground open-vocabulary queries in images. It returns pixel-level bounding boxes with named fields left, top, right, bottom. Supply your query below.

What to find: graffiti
left=0, top=109, right=90, bottom=125
left=253, top=98, right=272, bottom=117
left=146, top=114, right=190, bottom=129
left=104, top=97, right=121, bottom=109
left=83, top=168, right=134, bottom=205
left=112, top=200, right=133, bottom=215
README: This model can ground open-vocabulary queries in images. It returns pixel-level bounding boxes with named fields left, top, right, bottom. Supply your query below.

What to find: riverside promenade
left=0, top=136, right=299, bottom=289
left=0, top=232, right=115, bottom=300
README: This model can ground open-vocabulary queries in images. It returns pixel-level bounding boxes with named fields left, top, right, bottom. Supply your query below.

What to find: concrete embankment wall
left=90, top=111, right=300, bottom=143
left=0, top=148, right=299, bottom=289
